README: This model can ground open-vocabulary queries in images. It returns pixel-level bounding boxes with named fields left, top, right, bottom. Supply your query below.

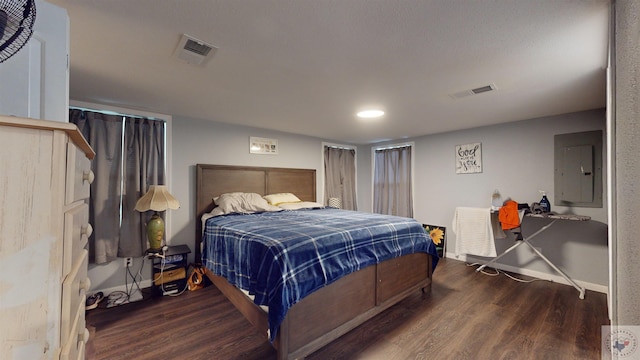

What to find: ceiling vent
left=173, top=34, right=217, bottom=66
left=449, top=83, right=497, bottom=99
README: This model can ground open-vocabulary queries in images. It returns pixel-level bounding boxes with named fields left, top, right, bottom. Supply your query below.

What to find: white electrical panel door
left=560, top=145, right=594, bottom=203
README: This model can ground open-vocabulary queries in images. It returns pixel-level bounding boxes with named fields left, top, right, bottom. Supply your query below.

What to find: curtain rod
left=374, top=144, right=412, bottom=151
left=69, top=106, right=165, bottom=122
left=325, top=145, right=355, bottom=150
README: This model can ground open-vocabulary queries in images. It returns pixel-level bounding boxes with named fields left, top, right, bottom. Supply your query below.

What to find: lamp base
left=147, top=213, right=165, bottom=250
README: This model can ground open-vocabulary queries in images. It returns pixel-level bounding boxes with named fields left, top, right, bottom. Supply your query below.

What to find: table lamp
left=134, top=185, right=180, bottom=251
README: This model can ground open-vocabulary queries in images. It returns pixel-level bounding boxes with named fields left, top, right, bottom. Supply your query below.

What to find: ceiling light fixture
left=357, top=109, right=385, bottom=118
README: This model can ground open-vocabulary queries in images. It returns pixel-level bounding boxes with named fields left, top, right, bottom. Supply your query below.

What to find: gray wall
left=359, top=109, right=608, bottom=288
left=614, top=0, right=640, bottom=326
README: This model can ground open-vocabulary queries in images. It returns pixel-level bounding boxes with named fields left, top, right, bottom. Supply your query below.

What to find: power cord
left=106, top=291, right=129, bottom=307
left=466, top=262, right=549, bottom=284
left=104, top=257, right=147, bottom=307
left=125, top=259, right=145, bottom=299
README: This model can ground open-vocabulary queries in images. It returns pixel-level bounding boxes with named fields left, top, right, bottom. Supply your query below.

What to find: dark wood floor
left=85, top=258, right=609, bottom=360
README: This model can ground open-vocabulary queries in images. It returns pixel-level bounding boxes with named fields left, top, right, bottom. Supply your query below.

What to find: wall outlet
left=124, top=257, right=133, bottom=267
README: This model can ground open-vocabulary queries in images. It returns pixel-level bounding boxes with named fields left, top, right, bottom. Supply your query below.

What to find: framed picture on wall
left=455, top=142, right=482, bottom=174
left=250, top=136, right=278, bottom=154
left=423, top=224, right=446, bottom=258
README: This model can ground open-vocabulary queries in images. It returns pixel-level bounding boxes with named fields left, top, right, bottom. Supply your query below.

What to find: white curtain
left=70, top=109, right=165, bottom=263
left=324, top=146, right=357, bottom=210
left=373, top=145, right=413, bottom=217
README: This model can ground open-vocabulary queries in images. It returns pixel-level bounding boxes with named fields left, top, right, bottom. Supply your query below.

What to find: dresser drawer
left=60, top=298, right=89, bottom=360
left=61, top=249, right=89, bottom=347
left=66, top=143, right=93, bottom=205
left=63, top=203, right=90, bottom=275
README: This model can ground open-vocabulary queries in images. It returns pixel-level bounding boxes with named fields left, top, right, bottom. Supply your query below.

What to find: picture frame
left=250, top=136, right=278, bottom=155
left=423, top=224, right=446, bottom=258
left=455, top=142, right=482, bottom=174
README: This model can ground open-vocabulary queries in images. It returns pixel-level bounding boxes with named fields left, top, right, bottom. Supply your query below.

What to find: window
left=69, top=104, right=170, bottom=263
left=323, top=144, right=357, bottom=210
left=373, top=143, right=414, bottom=217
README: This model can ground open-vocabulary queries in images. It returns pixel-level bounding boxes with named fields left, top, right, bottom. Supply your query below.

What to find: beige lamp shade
left=134, top=185, right=180, bottom=212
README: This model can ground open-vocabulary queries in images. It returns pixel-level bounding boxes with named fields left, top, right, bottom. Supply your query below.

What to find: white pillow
left=213, top=192, right=243, bottom=205
left=263, top=192, right=301, bottom=206
left=215, top=192, right=281, bottom=214
left=278, top=201, right=325, bottom=210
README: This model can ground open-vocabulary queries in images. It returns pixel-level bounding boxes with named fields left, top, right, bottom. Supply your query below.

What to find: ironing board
left=476, top=213, right=589, bottom=299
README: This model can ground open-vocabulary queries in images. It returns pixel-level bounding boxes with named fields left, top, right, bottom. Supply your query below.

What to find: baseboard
left=444, top=251, right=608, bottom=294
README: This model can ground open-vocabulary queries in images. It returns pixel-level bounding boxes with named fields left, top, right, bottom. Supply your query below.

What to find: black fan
left=0, top=0, right=36, bottom=63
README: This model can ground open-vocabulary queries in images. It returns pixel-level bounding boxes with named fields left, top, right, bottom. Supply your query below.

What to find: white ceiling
left=47, top=0, right=610, bottom=144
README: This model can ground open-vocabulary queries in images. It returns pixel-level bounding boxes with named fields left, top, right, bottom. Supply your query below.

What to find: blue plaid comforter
left=201, top=208, right=439, bottom=342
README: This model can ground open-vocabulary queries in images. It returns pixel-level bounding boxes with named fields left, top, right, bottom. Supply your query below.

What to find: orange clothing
left=499, top=200, right=520, bottom=230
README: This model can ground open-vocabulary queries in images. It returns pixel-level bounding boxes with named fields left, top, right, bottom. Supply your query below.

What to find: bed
left=195, top=164, right=438, bottom=359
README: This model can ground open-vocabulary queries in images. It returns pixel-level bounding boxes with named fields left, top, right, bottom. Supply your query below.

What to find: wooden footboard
left=205, top=252, right=432, bottom=360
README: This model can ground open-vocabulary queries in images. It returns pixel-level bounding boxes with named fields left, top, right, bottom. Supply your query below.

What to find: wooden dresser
left=0, top=115, right=95, bottom=360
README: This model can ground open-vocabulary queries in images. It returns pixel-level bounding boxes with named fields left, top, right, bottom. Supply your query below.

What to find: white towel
left=452, top=207, right=497, bottom=257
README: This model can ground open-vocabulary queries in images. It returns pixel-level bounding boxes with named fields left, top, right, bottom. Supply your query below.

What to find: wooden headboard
left=195, top=164, right=316, bottom=261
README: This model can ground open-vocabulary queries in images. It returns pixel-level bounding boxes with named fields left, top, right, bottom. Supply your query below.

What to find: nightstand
left=147, top=244, right=191, bottom=296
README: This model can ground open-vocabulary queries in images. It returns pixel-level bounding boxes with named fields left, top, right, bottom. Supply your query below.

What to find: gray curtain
left=324, top=146, right=357, bottom=210
left=70, top=110, right=166, bottom=262
left=119, top=117, right=166, bottom=257
left=70, top=110, right=123, bottom=264
left=373, top=145, right=413, bottom=217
